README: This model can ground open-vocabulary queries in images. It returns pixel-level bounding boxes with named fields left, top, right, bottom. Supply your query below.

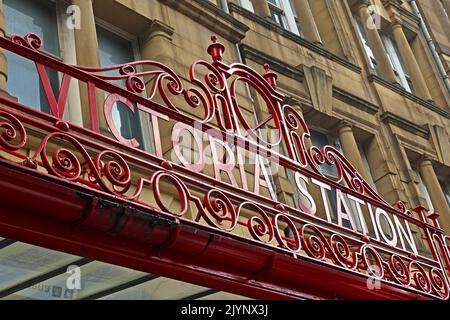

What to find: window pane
left=355, top=17, right=379, bottom=75
left=4, top=0, right=60, bottom=112
left=98, top=27, right=135, bottom=69
left=380, top=33, right=413, bottom=93
left=439, top=180, right=450, bottom=207
left=240, top=0, right=254, bottom=12
left=4, top=0, right=59, bottom=55
left=357, top=143, right=377, bottom=190
left=4, top=54, right=59, bottom=113
left=271, top=11, right=284, bottom=27
left=97, top=26, right=143, bottom=147
left=268, top=0, right=281, bottom=7
left=417, top=171, right=434, bottom=211
left=391, top=39, right=408, bottom=76
left=283, top=0, right=303, bottom=37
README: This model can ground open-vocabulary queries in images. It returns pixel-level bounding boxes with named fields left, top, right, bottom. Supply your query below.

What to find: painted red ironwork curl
left=8, top=33, right=42, bottom=51
left=1, top=32, right=449, bottom=300
left=0, top=111, right=27, bottom=152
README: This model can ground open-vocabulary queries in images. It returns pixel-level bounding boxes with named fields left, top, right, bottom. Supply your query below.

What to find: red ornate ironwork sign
left=0, top=33, right=449, bottom=299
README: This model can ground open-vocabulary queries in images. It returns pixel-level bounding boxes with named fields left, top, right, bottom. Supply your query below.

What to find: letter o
left=375, top=208, right=398, bottom=247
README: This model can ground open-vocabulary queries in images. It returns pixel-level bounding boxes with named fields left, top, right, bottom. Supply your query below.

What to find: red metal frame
left=0, top=33, right=449, bottom=299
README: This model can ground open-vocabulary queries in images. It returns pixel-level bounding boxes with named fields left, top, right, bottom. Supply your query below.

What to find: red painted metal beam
left=0, top=160, right=431, bottom=300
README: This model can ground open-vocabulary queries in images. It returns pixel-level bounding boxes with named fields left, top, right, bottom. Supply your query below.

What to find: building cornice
left=228, top=2, right=362, bottom=73
left=332, top=87, right=379, bottom=115
left=158, top=0, right=249, bottom=43
left=140, top=20, right=175, bottom=44
left=240, top=44, right=305, bottom=82
left=337, top=109, right=381, bottom=132
left=380, top=112, right=430, bottom=138
left=381, top=0, right=420, bottom=32
left=240, top=45, right=380, bottom=117
left=368, top=74, right=450, bottom=119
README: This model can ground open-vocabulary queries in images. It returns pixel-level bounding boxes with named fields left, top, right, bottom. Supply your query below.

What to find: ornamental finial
left=207, top=35, right=225, bottom=62
left=413, top=204, right=427, bottom=222
left=263, top=64, right=278, bottom=89
left=9, top=32, right=42, bottom=51
left=428, top=212, right=441, bottom=228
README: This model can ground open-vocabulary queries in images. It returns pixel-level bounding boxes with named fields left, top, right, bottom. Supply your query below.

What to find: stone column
left=338, top=121, right=369, bottom=181
left=72, top=0, right=100, bottom=69
left=356, top=0, right=397, bottom=82
left=291, top=0, right=322, bottom=44
left=71, top=0, right=105, bottom=131
left=419, top=158, right=450, bottom=233
left=139, top=20, right=175, bottom=158
left=253, top=0, right=271, bottom=18
left=391, top=16, right=433, bottom=101
left=140, top=20, right=174, bottom=66
left=0, top=0, right=7, bottom=92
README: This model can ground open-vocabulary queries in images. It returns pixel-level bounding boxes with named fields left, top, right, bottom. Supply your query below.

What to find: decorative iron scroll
left=0, top=33, right=449, bottom=299
left=76, top=35, right=386, bottom=205
left=5, top=33, right=387, bottom=205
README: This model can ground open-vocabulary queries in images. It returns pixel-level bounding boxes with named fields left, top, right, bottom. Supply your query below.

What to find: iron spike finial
left=263, top=63, right=278, bottom=89
left=207, top=35, right=225, bottom=62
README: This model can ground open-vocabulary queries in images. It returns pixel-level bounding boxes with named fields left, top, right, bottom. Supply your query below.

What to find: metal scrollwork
left=0, top=111, right=27, bottom=151
left=3, top=32, right=450, bottom=300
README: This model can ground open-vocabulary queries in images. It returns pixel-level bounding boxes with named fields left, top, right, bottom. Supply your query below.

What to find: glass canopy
left=0, top=240, right=251, bottom=300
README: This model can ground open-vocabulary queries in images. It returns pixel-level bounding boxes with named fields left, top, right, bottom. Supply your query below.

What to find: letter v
left=35, top=63, right=72, bottom=119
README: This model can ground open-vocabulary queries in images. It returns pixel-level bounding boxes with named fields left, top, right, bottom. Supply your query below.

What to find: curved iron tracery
left=1, top=33, right=449, bottom=300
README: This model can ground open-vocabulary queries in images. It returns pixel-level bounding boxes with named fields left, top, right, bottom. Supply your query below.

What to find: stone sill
left=240, top=44, right=379, bottom=116
left=380, top=111, right=430, bottom=139
left=159, top=0, right=249, bottom=43
left=240, top=44, right=305, bottom=83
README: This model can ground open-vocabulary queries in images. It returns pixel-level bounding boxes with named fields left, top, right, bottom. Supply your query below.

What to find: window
left=417, top=171, right=434, bottom=212
left=4, top=0, right=60, bottom=113
left=355, top=17, right=379, bottom=75
left=97, top=25, right=143, bottom=148
left=354, top=16, right=414, bottom=94
left=240, top=0, right=254, bottom=12
left=268, top=0, right=300, bottom=35
left=240, top=0, right=299, bottom=35
left=357, top=143, right=377, bottom=190
left=380, top=33, right=414, bottom=93
left=439, top=179, right=450, bottom=207
left=216, top=0, right=224, bottom=10
left=268, top=0, right=286, bottom=28
left=288, top=0, right=303, bottom=37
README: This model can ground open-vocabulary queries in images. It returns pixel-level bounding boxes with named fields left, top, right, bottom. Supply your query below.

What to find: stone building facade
left=0, top=0, right=449, bottom=300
